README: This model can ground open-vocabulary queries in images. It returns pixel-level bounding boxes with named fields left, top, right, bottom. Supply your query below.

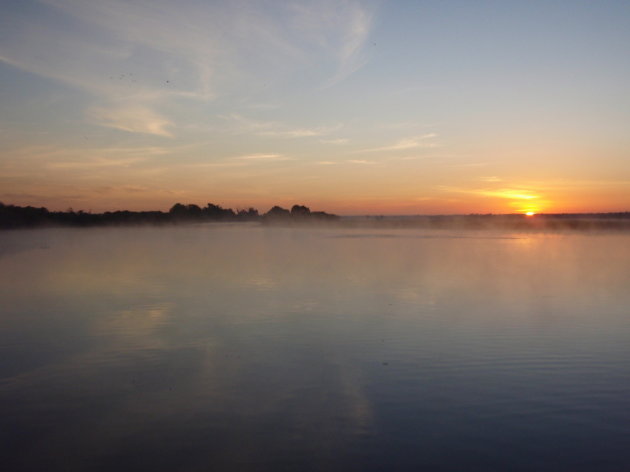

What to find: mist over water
left=1, top=224, right=630, bottom=471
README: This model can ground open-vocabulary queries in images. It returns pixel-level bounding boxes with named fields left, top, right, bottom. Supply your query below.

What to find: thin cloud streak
left=347, top=159, right=374, bottom=165
left=318, top=1, right=374, bottom=87
left=1, top=0, right=374, bottom=136
left=4, top=144, right=170, bottom=163
left=320, top=138, right=349, bottom=145
left=440, top=186, right=541, bottom=201
left=180, top=161, right=248, bottom=169
left=235, top=153, right=293, bottom=161
left=47, top=157, right=147, bottom=169
left=88, top=104, right=174, bottom=137
left=478, top=190, right=539, bottom=200
left=221, top=114, right=341, bottom=139
left=358, top=134, right=438, bottom=153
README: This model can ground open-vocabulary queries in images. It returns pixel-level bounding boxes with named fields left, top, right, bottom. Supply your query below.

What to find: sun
left=525, top=211, right=536, bottom=216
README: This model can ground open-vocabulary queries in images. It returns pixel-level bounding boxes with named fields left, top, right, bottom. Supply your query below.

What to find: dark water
left=1, top=224, right=629, bottom=471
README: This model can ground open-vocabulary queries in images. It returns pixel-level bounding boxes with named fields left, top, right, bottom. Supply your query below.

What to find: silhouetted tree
left=186, top=204, right=202, bottom=216
left=204, top=203, right=235, bottom=220
left=168, top=203, right=203, bottom=220
left=265, top=206, right=290, bottom=218
left=310, top=211, right=338, bottom=221
left=0, top=201, right=338, bottom=228
left=291, top=204, right=311, bottom=217
left=237, top=208, right=259, bottom=220
left=0, top=203, right=51, bottom=228
left=169, top=203, right=188, bottom=216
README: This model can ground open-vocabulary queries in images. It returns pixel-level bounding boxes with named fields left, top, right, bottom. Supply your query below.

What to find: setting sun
left=1, top=2, right=630, bottom=471
left=1, top=2, right=629, bottom=215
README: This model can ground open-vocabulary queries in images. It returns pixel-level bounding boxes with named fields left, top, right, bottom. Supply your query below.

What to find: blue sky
left=1, top=0, right=629, bottom=214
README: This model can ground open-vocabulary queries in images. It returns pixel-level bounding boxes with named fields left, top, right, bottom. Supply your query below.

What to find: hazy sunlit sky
left=1, top=0, right=629, bottom=214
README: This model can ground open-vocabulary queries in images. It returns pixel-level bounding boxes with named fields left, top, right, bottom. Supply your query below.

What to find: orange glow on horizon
left=6, top=186, right=629, bottom=216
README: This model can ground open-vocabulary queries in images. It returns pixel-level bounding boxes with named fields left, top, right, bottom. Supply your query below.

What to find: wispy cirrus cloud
left=176, top=153, right=294, bottom=169
left=310, top=1, right=374, bottom=87
left=358, top=134, right=438, bottom=153
left=320, top=138, right=349, bottom=145
left=220, top=113, right=340, bottom=139
left=5, top=144, right=169, bottom=163
left=440, top=186, right=540, bottom=200
left=0, top=144, right=175, bottom=181
left=235, top=153, right=293, bottom=161
left=88, top=103, right=173, bottom=137
left=47, top=157, right=147, bottom=169
left=477, top=189, right=540, bottom=200
left=257, top=129, right=329, bottom=138
left=180, top=161, right=247, bottom=169
left=1, top=0, right=374, bottom=137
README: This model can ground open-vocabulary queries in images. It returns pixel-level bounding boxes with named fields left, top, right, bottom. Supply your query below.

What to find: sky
left=1, top=0, right=629, bottom=215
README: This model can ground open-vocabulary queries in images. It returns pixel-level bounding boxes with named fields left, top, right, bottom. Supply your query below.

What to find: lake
left=1, top=224, right=629, bottom=471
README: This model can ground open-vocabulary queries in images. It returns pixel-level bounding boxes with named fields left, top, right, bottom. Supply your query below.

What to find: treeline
left=0, top=202, right=337, bottom=229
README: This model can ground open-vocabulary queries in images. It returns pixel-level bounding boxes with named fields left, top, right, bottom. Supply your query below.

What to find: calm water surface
left=1, top=224, right=629, bottom=471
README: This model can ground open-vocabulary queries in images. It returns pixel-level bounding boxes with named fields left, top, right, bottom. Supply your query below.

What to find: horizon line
left=2, top=201, right=629, bottom=218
